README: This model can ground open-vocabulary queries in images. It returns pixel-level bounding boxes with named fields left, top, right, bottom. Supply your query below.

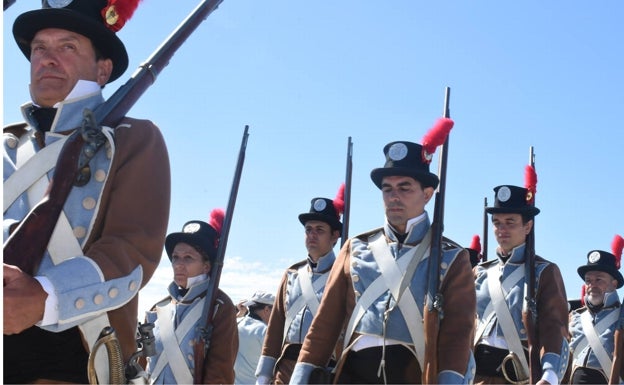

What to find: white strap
left=487, top=265, right=529, bottom=374
left=572, top=310, right=618, bottom=359
left=4, top=134, right=67, bottom=212
left=150, top=300, right=203, bottom=384
left=474, top=265, right=524, bottom=344
left=370, top=231, right=431, bottom=368
left=297, top=265, right=323, bottom=316
left=283, top=266, right=327, bottom=344
left=342, top=232, right=430, bottom=369
left=580, top=310, right=616, bottom=374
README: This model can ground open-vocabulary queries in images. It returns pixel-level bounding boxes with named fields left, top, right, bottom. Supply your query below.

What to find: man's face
left=491, top=213, right=532, bottom=254
left=304, top=220, right=339, bottom=262
left=29, top=28, right=112, bottom=107
left=381, top=175, right=433, bottom=234
left=584, top=270, right=618, bottom=306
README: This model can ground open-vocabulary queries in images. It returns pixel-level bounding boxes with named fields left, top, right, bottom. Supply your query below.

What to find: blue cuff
left=40, top=257, right=142, bottom=330
left=542, top=339, right=570, bottom=382
left=438, top=370, right=465, bottom=384
left=290, top=362, right=318, bottom=385
left=256, top=355, right=276, bottom=378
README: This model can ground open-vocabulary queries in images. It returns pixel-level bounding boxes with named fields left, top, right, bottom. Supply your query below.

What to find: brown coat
left=85, top=118, right=171, bottom=360
left=296, top=234, right=476, bottom=383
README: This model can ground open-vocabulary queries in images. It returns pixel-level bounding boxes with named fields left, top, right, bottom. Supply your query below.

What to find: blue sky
left=3, top=1, right=623, bottom=314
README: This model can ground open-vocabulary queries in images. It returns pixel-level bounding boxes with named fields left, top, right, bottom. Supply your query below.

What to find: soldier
left=145, top=211, right=239, bottom=384
left=474, top=185, right=569, bottom=384
left=235, top=290, right=275, bottom=384
left=3, top=1, right=170, bottom=383
left=290, top=138, right=476, bottom=384
left=569, top=235, right=624, bottom=384
left=256, top=185, right=344, bottom=384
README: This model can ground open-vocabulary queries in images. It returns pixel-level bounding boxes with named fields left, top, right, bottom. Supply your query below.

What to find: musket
left=522, top=146, right=541, bottom=383
left=423, top=87, right=452, bottom=384
left=341, top=136, right=353, bottom=247
left=4, top=0, right=15, bottom=11
left=194, top=125, right=249, bottom=384
left=482, top=197, right=488, bottom=261
left=3, top=0, right=225, bottom=275
left=610, top=316, right=624, bottom=384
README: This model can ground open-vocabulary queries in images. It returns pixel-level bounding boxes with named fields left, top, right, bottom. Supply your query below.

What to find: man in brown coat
left=290, top=140, right=476, bottom=384
left=3, top=1, right=170, bottom=383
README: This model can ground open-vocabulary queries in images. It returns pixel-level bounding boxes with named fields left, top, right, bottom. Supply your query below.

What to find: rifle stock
left=609, top=311, right=624, bottom=384
left=4, top=131, right=83, bottom=274
left=194, top=125, right=249, bottom=384
left=3, top=0, right=224, bottom=275
left=341, top=136, right=353, bottom=247
left=423, top=87, right=451, bottom=384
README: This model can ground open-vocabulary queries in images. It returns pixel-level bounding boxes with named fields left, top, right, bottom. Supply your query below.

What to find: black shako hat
left=165, top=221, right=219, bottom=263
left=12, top=0, right=137, bottom=83
left=577, top=250, right=624, bottom=289
left=370, top=141, right=439, bottom=190
left=298, top=198, right=343, bottom=235
left=485, top=185, right=540, bottom=217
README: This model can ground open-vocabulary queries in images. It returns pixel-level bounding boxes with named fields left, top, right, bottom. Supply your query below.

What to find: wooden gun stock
left=609, top=327, right=624, bottom=384
left=3, top=131, right=84, bottom=275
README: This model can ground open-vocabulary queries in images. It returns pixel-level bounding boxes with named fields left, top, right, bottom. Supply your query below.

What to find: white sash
left=485, top=265, right=529, bottom=374
left=342, top=231, right=431, bottom=369
left=474, top=265, right=524, bottom=344
left=3, top=133, right=67, bottom=212
left=150, top=300, right=204, bottom=384
left=283, top=265, right=327, bottom=344
left=579, top=310, right=617, bottom=374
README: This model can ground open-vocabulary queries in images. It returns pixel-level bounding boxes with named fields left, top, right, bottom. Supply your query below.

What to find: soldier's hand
left=3, top=263, right=47, bottom=334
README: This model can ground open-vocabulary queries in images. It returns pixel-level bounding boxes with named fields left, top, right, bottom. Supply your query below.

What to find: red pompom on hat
left=466, top=234, right=482, bottom=267
left=524, top=164, right=538, bottom=205
left=421, top=117, right=454, bottom=164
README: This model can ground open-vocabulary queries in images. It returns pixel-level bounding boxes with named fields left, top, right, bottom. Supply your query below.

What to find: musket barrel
left=341, top=136, right=353, bottom=247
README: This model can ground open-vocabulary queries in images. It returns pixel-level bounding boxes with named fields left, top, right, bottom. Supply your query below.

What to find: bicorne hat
left=13, top=0, right=140, bottom=83
left=577, top=235, right=624, bottom=289
left=485, top=185, right=540, bottom=218
left=165, top=209, right=224, bottom=263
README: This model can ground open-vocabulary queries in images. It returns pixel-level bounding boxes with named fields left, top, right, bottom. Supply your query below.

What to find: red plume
left=333, top=183, right=346, bottom=216
left=612, top=234, right=624, bottom=269
left=101, top=0, right=142, bottom=32
left=524, top=164, right=538, bottom=205
left=469, top=235, right=482, bottom=254
left=420, top=117, right=454, bottom=164
left=209, top=208, right=225, bottom=237
left=580, top=284, right=586, bottom=307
